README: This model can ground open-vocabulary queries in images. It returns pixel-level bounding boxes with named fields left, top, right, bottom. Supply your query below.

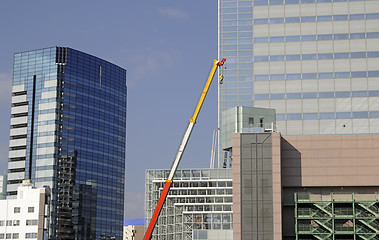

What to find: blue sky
left=0, top=1, right=219, bottom=219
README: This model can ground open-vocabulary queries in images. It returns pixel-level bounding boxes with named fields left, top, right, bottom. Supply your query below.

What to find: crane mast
left=143, top=58, right=226, bottom=240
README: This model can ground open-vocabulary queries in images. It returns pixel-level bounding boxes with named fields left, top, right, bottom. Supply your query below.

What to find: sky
left=0, top=1, right=219, bottom=219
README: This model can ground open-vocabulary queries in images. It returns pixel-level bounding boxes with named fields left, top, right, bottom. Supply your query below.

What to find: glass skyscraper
left=219, top=0, right=379, bottom=140
left=7, top=47, right=127, bottom=239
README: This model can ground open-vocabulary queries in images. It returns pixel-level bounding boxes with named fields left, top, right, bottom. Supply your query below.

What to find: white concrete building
left=0, top=180, right=50, bottom=240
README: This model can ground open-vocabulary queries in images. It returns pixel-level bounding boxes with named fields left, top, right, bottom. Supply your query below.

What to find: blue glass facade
left=8, top=47, right=127, bottom=239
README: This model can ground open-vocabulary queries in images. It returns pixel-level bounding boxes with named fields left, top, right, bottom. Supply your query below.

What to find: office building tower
left=219, top=0, right=379, bottom=142
left=7, top=47, right=127, bottom=239
left=145, top=168, right=233, bottom=240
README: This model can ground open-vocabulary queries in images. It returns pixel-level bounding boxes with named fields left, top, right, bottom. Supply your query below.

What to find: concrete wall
left=281, top=134, right=379, bottom=187
left=233, top=133, right=276, bottom=240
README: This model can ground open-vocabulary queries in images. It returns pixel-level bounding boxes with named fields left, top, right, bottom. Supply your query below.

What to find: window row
left=253, top=13, right=379, bottom=24
left=12, top=206, right=34, bottom=214
left=254, top=90, right=379, bottom=100
left=275, top=111, right=379, bottom=120
left=0, top=233, right=18, bottom=239
left=254, top=71, right=379, bottom=81
left=222, top=32, right=379, bottom=44
left=253, top=0, right=362, bottom=6
left=221, top=0, right=361, bottom=8
left=253, top=51, right=379, bottom=62
left=0, top=219, right=37, bottom=227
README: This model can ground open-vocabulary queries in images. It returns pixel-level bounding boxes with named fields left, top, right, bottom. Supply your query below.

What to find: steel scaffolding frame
left=295, top=192, right=379, bottom=240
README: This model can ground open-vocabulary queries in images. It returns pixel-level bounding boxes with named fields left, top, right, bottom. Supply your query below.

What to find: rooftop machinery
left=143, top=58, right=226, bottom=240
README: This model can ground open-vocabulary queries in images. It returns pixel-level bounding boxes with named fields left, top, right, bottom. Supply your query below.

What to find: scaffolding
left=145, top=169, right=233, bottom=240
left=295, top=192, right=379, bottom=240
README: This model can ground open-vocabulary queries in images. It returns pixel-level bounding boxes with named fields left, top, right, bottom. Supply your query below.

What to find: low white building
left=0, top=180, right=50, bottom=240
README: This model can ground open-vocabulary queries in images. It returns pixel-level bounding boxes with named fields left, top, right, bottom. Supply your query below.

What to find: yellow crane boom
left=143, top=58, right=226, bottom=240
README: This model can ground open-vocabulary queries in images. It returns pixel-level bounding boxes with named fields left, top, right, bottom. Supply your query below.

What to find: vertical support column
left=28, top=75, right=37, bottom=180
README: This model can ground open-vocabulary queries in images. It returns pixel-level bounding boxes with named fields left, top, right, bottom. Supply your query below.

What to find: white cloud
left=158, top=7, right=189, bottom=19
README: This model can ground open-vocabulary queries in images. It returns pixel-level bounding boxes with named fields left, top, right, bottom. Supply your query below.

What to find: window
left=303, top=113, right=318, bottom=120
left=0, top=234, right=4, bottom=239
left=302, top=54, right=317, bottom=60
left=285, top=17, right=300, bottom=23
left=317, top=15, right=332, bottom=21
left=25, top=233, right=37, bottom=239
left=318, top=53, right=333, bottom=60
left=334, top=15, right=348, bottom=21
left=366, top=13, right=379, bottom=20
left=334, top=34, right=349, bottom=40
left=12, top=233, right=19, bottom=239
left=286, top=36, right=300, bottom=42
left=334, top=52, right=349, bottom=59
left=5, top=234, right=10, bottom=240
left=6, top=221, right=12, bottom=226
left=271, top=93, right=285, bottom=99
left=286, top=73, right=301, bottom=80
left=13, top=207, right=20, bottom=213
left=13, top=220, right=20, bottom=226
left=254, top=19, right=268, bottom=24
left=286, top=54, right=301, bottom=60
left=318, top=72, right=333, bottom=79
left=301, top=16, right=316, bottom=22
left=302, top=73, right=317, bottom=79
left=26, top=219, right=38, bottom=226
left=367, top=32, right=379, bottom=39
left=270, top=17, right=284, bottom=24
left=350, top=33, right=365, bottom=39
left=320, top=112, right=335, bottom=119
left=336, top=112, right=351, bottom=119
left=248, top=117, right=254, bottom=126
left=0, top=221, right=4, bottom=226
left=270, top=36, right=284, bottom=42
left=270, top=55, right=285, bottom=61
left=351, top=52, right=366, bottom=58
left=353, top=112, right=368, bottom=118
left=28, top=207, right=34, bottom=213
left=270, top=74, right=285, bottom=80
left=286, top=93, right=301, bottom=99
left=350, top=14, right=364, bottom=20
left=335, top=72, right=350, bottom=78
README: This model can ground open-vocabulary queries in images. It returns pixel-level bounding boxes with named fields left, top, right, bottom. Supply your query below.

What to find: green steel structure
left=295, top=192, right=379, bottom=240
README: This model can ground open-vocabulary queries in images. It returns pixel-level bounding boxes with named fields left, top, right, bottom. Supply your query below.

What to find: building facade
left=218, top=0, right=379, bottom=141
left=7, top=47, right=127, bottom=239
left=0, top=180, right=51, bottom=240
left=145, top=169, right=233, bottom=240
left=123, top=219, right=144, bottom=240
left=232, top=132, right=379, bottom=240
left=0, top=175, right=6, bottom=200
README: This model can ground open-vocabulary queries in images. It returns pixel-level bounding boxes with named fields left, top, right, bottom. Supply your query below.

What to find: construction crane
left=143, top=58, right=226, bottom=240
